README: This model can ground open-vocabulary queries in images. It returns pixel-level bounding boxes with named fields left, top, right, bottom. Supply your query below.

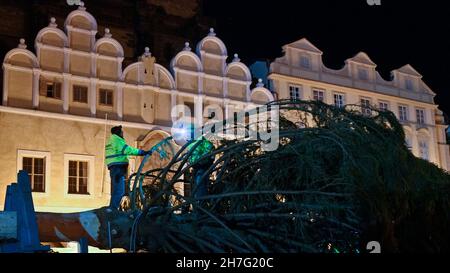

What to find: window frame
left=378, top=101, right=389, bottom=112
left=16, top=150, right=51, bottom=197
left=416, top=108, right=426, bottom=125
left=23, top=157, right=46, bottom=193
left=46, top=83, right=56, bottom=98
left=73, top=85, right=88, bottom=104
left=289, top=85, right=302, bottom=101
left=63, top=154, right=95, bottom=198
left=333, top=92, right=345, bottom=108
left=405, top=78, right=414, bottom=91
left=44, top=82, right=61, bottom=100
left=358, top=68, right=369, bottom=81
left=312, top=89, right=325, bottom=102
left=68, top=160, right=89, bottom=195
left=99, top=88, right=114, bottom=107
left=398, top=105, right=409, bottom=122
left=300, top=55, right=311, bottom=69
left=360, top=97, right=372, bottom=116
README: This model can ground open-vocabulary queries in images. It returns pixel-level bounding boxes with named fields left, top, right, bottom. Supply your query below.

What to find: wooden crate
left=0, top=211, right=17, bottom=241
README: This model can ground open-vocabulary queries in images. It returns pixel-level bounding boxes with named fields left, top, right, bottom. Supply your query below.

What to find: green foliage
left=130, top=100, right=450, bottom=253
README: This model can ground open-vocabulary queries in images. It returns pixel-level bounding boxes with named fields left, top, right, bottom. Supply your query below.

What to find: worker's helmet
left=111, top=125, right=123, bottom=136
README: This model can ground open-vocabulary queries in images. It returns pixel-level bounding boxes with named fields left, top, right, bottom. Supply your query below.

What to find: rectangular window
left=405, top=79, right=414, bottom=91
left=73, top=85, right=88, bottom=103
left=99, top=89, right=113, bottom=106
left=22, top=157, right=46, bottom=193
left=398, top=105, right=408, bottom=121
left=300, top=56, right=311, bottom=69
left=68, top=160, right=89, bottom=195
left=333, top=93, right=345, bottom=108
left=46, top=83, right=53, bottom=97
left=44, top=82, right=61, bottom=99
left=313, top=89, right=324, bottom=102
left=360, top=98, right=372, bottom=116
left=416, top=109, right=425, bottom=125
left=378, top=101, right=389, bottom=112
left=289, top=85, right=301, bottom=101
left=358, top=68, right=369, bottom=81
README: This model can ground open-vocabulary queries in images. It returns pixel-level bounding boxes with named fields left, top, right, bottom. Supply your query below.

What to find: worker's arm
left=115, top=137, right=146, bottom=156
left=122, top=143, right=144, bottom=156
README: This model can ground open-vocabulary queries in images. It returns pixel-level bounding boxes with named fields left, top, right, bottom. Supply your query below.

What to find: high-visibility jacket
left=187, top=136, right=214, bottom=165
left=105, top=134, right=141, bottom=168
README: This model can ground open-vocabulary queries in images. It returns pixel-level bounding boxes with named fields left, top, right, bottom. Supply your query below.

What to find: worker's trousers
left=108, top=164, right=128, bottom=209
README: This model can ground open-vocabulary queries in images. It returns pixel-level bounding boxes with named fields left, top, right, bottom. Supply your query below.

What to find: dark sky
left=204, top=0, right=450, bottom=117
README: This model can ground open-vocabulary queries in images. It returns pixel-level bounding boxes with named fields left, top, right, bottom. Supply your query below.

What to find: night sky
left=204, top=0, right=450, bottom=117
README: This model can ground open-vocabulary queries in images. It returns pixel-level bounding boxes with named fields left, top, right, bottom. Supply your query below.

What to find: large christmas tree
left=37, top=100, right=450, bottom=253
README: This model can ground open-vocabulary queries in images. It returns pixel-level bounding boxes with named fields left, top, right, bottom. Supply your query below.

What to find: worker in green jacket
left=186, top=125, right=215, bottom=199
left=105, top=126, right=151, bottom=209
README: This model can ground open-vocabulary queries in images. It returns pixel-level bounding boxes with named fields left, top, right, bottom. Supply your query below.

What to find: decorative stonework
left=232, top=54, right=240, bottom=63
left=104, top=28, right=112, bottom=38
left=208, top=28, right=216, bottom=37
left=17, top=38, right=26, bottom=49
left=2, top=4, right=272, bottom=128
left=49, top=17, right=57, bottom=28
left=78, top=1, right=86, bottom=11
left=256, top=78, right=264, bottom=87
left=183, top=42, right=191, bottom=52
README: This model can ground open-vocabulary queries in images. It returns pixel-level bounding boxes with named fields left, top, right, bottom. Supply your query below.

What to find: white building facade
left=269, top=38, right=450, bottom=171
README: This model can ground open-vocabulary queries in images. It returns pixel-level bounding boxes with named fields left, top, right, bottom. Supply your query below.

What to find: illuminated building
left=269, top=38, right=450, bottom=170
left=0, top=3, right=272, bottom=212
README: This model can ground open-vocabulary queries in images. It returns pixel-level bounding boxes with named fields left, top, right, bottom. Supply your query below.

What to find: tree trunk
left=35, top=207, right=164, bottom=251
